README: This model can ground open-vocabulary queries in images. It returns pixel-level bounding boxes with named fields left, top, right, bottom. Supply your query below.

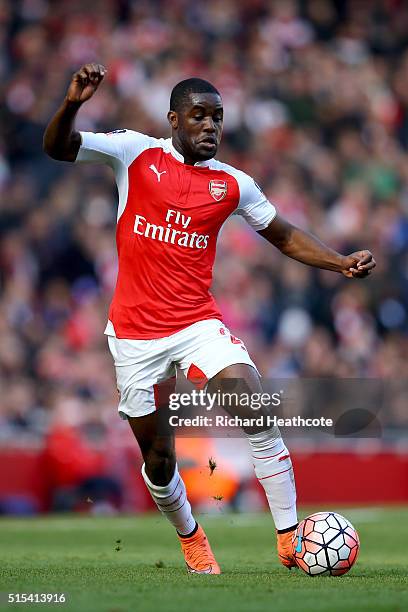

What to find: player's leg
left=107, top=335, right=219, bottom=574
left=128, top=412, right=220, bottom=574
left=207, top=363, right=298, bottom=568
left=127, top=412, right=196, bottom=532
left=172, top=320, right=297, bottom=568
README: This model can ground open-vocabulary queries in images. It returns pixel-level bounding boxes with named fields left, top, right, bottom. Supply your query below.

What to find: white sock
left=141, top=463, right=196, bottom=536
left=247, top=427, right=297, bottom=531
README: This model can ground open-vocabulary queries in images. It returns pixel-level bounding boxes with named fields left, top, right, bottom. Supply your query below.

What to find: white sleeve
left=234, top=172, right=277, bottom=231
left=75, top=129, right=152, bottom=168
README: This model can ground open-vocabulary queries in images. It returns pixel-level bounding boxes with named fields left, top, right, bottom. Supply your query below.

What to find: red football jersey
left=76, top=131, right=276, bottom=339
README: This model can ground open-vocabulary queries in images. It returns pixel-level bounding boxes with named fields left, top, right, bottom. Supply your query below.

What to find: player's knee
left=144, top=442, right=176, bottom=485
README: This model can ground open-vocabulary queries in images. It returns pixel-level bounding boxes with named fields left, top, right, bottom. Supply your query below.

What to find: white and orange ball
left=292, top=511, right=360, bottom=576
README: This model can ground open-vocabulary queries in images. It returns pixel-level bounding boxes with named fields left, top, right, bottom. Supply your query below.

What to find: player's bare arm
left=43, top=63, right=107, bottom=162
left=259, top=214, right=376, bottom=279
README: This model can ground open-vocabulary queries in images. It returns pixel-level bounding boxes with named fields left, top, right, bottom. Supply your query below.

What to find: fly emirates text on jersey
left=133, top=208, right=209, bottom=249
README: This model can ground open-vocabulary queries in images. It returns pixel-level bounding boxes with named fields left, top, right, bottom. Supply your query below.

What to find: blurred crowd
left=1, top=0, right=408, bottom=452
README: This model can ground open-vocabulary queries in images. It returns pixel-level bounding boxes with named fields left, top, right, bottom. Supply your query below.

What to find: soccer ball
left=292, top=511, right=360, bottom=576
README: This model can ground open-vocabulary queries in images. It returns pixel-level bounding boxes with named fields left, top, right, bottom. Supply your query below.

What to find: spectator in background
left=43, top=391, right=122, bottom=512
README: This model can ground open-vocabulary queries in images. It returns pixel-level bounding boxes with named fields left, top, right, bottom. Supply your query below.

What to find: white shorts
left=107, top=319, right=258, bottom=419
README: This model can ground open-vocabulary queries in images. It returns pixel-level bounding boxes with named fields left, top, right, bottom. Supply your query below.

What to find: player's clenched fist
left=342, top=250, right=376, bottom=278
left=66, top=63, right=107, bottom=104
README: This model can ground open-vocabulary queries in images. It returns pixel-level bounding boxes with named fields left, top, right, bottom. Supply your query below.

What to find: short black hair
left=169, top=78, right=220, bottom=112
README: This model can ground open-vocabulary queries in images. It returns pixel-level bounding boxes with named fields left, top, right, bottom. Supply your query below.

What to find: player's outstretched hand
left=66, top=63, right=107, bottom=105
left=342, top=250, right=376, bottom=278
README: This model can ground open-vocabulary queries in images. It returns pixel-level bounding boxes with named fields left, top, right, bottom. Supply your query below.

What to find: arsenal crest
left=209, top=180, right=227, bottom=202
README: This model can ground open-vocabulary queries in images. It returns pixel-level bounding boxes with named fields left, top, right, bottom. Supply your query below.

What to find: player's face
left=168, top=93, right=223, bottom=162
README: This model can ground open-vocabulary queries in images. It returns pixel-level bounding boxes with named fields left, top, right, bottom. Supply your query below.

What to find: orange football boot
left=277, top=528, right=298, bottom=569
left=178, top=524, right=221, bottom=574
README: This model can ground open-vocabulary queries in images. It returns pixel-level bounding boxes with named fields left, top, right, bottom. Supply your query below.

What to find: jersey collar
left=167, top=138, right=210, bottom=167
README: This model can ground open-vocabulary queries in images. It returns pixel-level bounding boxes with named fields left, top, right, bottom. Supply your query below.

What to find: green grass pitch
left=1, top=508, right=407, bottom=612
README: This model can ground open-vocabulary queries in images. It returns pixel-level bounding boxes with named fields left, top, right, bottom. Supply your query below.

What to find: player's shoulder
left=207, top=157, right=249, bottom=181
left=207, top=158, right=260, bottom=194
left=104, top=131, right=174, bottom=153
left=78, top=129, right=172, bottom=167
left=103, top=128, right=159, bottom=146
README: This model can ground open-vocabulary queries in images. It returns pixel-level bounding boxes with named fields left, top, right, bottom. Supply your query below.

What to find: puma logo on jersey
left=149, top=164, right=167, bottom=182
